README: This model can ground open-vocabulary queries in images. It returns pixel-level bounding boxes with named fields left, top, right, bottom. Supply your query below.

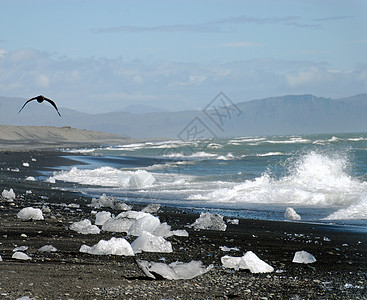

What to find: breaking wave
left=189, top=150, right=367, bottom=220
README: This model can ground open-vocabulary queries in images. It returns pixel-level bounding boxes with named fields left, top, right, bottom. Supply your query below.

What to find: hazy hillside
left=1, top=94, right=367, bottom=138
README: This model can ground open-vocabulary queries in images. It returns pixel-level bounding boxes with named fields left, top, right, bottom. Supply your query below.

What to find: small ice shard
left=292, top=250, right=317, bottom=264
left=126, top=170, right=156, bottom=188
left=17, top=207, right=44, bottom=221
left=12, top=252, right=31, bottom=260
left=285, top=207, right=301, bottom=220
left=13, top=246, right=28, bottom=252
left=42, top=205, right=51, bottom=213
left=70, top=219, right=100, bottom=235
left=25, top=176, right=36, bottom=181
left=221, top=251, right=274, bottom=273
left=90, top=193, right=132, bottom=210
left=38, top=245, right=57, bottom=253
left=131, top=231, right=173, bottom=254
left=32, top=158, right=37, bottom=162
left=80, top=237, right=134, bottom=256
left=191, top=212, right=227, bottom=231
left=2, top=188, right=16, bottom=200
left=227, top=218, right=239, bottom=225
left=153, top=222, right=189, bottom=237
left=142, top=203, right=161, bottom=214
left=220, top=246, right=240, bottom=252
left=0, top=255, right=3, bottom=262
left=128, top=214, right=161, bottom=236
left=136, top=259, right=213, bottom=280
left=22, top=162, right=30, bottom=167
left=45, top=177, right=56, bottom=184
left=95, top=211, right=112, bottom=226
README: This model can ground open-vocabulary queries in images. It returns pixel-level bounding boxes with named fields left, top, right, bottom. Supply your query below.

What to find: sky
left=0, top=0, right=366, bottom=113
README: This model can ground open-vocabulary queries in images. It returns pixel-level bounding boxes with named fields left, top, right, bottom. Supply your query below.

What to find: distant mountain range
left=1, top=94, right=367, bottom=138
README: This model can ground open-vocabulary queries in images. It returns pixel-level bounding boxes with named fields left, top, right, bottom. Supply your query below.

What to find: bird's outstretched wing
left=17, top=97, right=38, bottom=115
left=43, top=96, right=61, bottom=116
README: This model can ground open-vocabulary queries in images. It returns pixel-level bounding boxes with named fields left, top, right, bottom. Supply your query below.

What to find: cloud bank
left=0, top=48, right=366, bottom=113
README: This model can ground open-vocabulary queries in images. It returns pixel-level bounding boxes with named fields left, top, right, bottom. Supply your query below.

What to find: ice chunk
left=80, top=237, right=134, bottom=256
left=17, top=207, right=44, bottom=220
left=221, top=255, right=248, bottom=270
left=227, top=218, right=239, bottom=225
left=2, top=188, right=16, bottom=200
left=25, top=176, right=36, bottom=181
left=38, top=245, right=57, bottom=253
left=90, top=193, right=132, bottom=210
left=12, top=252, right=31, bottom=260
left=220, top=246, right=240, bottom=252
left=117, top=210, right=148, bottom=220
left=242, top=251, right=274, bottom=273
left=131, top=231, right=173, bottom=254
left=45, top=177, right=56, bottom=184
left=285, top=207, right=301, bottom=220
left=102, top=217, right=134, bottom=233
left=95, top=211, right=112, bottom=226
left=153, top=222, right=189, bottom=237
left=142, top=203, right=161, bottom=214
left=137, top=260, right=213, bottom=280
left=22, top=162, right=30, bottom=167
left=292, top=250, right=317, bottom=264
left=128, top=214, right=161, bottom=236
left=170, top=229, right=189, bottom=237
left=70, top=219, right=100, bottom=235
left=125, top=170, right=156, bottom=188
left=221, top=251, right=274, bottom=273
left=191, top=212, right=227, bottom=231
left=0, top=255, right=2, bottom=262
left=13, top=246, right=28, bottom=252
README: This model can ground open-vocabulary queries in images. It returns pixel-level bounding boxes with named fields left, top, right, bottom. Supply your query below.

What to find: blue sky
left=0, top=0, right=366, bottom=113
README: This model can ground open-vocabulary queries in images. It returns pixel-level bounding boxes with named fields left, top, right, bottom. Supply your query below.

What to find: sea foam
left=189, top=151, right=367, bottom=219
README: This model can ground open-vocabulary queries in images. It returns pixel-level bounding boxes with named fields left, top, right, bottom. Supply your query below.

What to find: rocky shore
left=0, top=150, right=366, bottom=299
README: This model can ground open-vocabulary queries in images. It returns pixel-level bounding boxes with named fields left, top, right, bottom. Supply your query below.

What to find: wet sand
left=0, top=150, right=366, bottom=299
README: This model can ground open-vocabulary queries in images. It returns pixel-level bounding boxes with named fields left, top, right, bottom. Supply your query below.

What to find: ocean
left=50, top=133, right=367, bottom=230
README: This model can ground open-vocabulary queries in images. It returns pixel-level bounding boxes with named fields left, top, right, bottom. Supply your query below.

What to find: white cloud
left=0, top=48, right=365, bottom=113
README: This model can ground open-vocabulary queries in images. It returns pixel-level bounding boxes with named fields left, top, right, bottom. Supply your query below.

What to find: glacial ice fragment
left=95, top=211, right=112, bottom=226
left=90, top=193, right=132, bottom=210
left=191, top=212, right=227, bottom=231
left=131, top=231, right=173, bottom=254
left=142, top=203, right=161, bottom=214
left=38, top=245, right=57, bottom=252
left=126, top=170, right=156, bottom=188
left=285, top=207, right=301, bottom=220
left=70, top=219, right=100, bottom=235
left=292, top=250, right=316, bottom=264
left=17, top=207, right=44, bottom=221
left=128, top=214, right=161, bottom=236
left=80, top=237, right=134, bottom=256
left=136, top=259, right=213, bottom=280
left=2, top=188, right=16, bottom=200
left=12, top=252, right=31, bottom=260
left=221, top=251, right=274, bottom=273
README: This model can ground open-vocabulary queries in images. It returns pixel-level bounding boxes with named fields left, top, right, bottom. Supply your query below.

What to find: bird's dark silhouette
left=18, top=95, right=61, bottom=116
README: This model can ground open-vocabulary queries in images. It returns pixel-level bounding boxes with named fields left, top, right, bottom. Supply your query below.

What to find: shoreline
left=0, top=149, right=366, bottom=299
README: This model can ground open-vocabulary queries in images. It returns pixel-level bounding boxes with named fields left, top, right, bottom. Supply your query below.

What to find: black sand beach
left=0, top=150, right=366, bottom=299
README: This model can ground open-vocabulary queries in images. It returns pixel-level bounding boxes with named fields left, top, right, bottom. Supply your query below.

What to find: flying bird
left=18, top=95, right=61, bottom=116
